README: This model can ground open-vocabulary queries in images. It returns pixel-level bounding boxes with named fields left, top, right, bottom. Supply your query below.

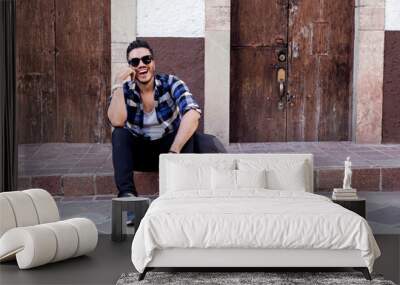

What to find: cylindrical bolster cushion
left=23, top=189, right=59, bottom=224
left=42, top=221, right=79, bottom=262
left=0, top=196, right=17, bottom=237
left=64, top=218, right=98, bottom=257
left=0, top=218, right=98, bottom=269
left=0, top=192, right=39, bottom=227
left=0, top=189, right=59, bottom=239
left=0, top=226, right=57, bottom=269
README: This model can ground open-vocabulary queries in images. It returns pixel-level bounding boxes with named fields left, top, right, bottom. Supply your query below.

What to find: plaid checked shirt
left=108, top=73, right=201, bottom=139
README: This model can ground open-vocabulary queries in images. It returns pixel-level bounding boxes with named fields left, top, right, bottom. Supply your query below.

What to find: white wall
left=386, top=0, right=400, bottom=30
left=137, top=0, right=205, bottom=37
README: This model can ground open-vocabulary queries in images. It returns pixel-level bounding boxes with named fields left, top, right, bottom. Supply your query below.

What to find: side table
left=332, top=198, right=366, bottom=218
left=112, top=196, right=150, bottom=242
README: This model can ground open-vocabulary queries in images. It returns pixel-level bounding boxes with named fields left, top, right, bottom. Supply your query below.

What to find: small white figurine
left=343, top=156, right=352, bottom=189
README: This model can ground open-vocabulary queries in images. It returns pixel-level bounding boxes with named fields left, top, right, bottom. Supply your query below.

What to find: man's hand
left=108, top=66, right=134, bottom=127
left=114, top=66, right=136, bottom=85
left=169, top=109, right=200, bottom=153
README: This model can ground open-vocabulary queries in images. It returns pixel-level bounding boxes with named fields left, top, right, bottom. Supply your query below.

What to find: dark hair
left=126, top=39, right=154, bottom=61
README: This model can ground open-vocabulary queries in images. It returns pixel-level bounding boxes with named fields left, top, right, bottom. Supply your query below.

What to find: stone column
left=353, top=0, right=385, bottom=143
left=204, top=0, right=231, bottom=146
left=111, top=0, right=137, bottom=84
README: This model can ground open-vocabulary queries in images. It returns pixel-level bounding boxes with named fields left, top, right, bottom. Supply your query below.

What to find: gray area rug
left=116, top=272, right=396, bottom=285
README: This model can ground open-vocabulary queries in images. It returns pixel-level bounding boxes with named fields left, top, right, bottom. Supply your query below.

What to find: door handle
left=279, top=81, right=284, bottom=96
left=277, top=68, right=286, bottom=110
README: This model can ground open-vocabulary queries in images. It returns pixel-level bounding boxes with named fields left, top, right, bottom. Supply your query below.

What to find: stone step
left=18, top=172, right=159, bottom=197
left=18, top=167, right=400, bottom=197
left=17, top=142, right=400, bottom=196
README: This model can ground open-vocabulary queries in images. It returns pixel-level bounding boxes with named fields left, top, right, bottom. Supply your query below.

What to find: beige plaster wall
left=354, top=0, right=385, bottom=143
left=111, top=0, right=136, bottom=85
left=204, top=0, right=231, bottom=146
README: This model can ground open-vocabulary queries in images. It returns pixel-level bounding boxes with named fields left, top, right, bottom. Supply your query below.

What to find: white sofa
left=131, top=154, right=380, bottom=280
left=0, top=189, right=98, bottom=269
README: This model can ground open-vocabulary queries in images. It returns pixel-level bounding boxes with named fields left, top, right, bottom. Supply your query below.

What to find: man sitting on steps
left=107, top=40, right=201, bottom=224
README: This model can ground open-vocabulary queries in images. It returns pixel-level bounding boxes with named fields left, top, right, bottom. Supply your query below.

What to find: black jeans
left=111, top=127, right=194, bottom=197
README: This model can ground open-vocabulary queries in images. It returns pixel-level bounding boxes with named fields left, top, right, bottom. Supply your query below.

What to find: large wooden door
left=230, top=0, right=288, bottom=142
left=16, top=0, right=111, bottom=143
left=230, top=0, right=354, bottom=142
left=287, top=0, right=353, bottom=141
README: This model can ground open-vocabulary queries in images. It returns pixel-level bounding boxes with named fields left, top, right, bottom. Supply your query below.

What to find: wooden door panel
left=287, top=0, right=353, bottom=141
left=318, top=55, right=352, bottom=139
left=16, top=0, right=110, bottom=143
left=230, top=0, right=288, bottom=142
left=230, top=48, right=286, bottom=142
left=231, top=0, right=288, bottom=47
left=16, top=0, right=57, bottom=143
left=55, top=0, right=111, bottom=143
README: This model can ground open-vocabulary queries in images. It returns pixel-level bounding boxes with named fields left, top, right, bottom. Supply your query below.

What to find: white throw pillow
left=236, top=169, right=267, bottom=189
left=211, top=168, right=268, bottom=190
left=167, top=162, right=211, bottom=191
left=165, top=157, right=236, bottom=193
left=238, top=158, right=307, bottom=191
left=211, top=168, right=237, bottom=190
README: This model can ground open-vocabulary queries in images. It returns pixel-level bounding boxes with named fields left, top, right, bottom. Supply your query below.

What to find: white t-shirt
left=142, top=109, right=164, bottom=140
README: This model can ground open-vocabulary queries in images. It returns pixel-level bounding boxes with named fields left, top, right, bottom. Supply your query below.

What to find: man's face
left=128, top=47, right=155, bottom=85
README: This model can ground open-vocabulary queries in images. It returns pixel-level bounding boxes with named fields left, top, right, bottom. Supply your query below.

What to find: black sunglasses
left=128, top=55, right=153, bottom=67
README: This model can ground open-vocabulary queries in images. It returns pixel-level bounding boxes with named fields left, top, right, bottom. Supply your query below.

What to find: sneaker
left=119, top=192, right=136, bottom=227
left=126, top=211, right=135, bottom=227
